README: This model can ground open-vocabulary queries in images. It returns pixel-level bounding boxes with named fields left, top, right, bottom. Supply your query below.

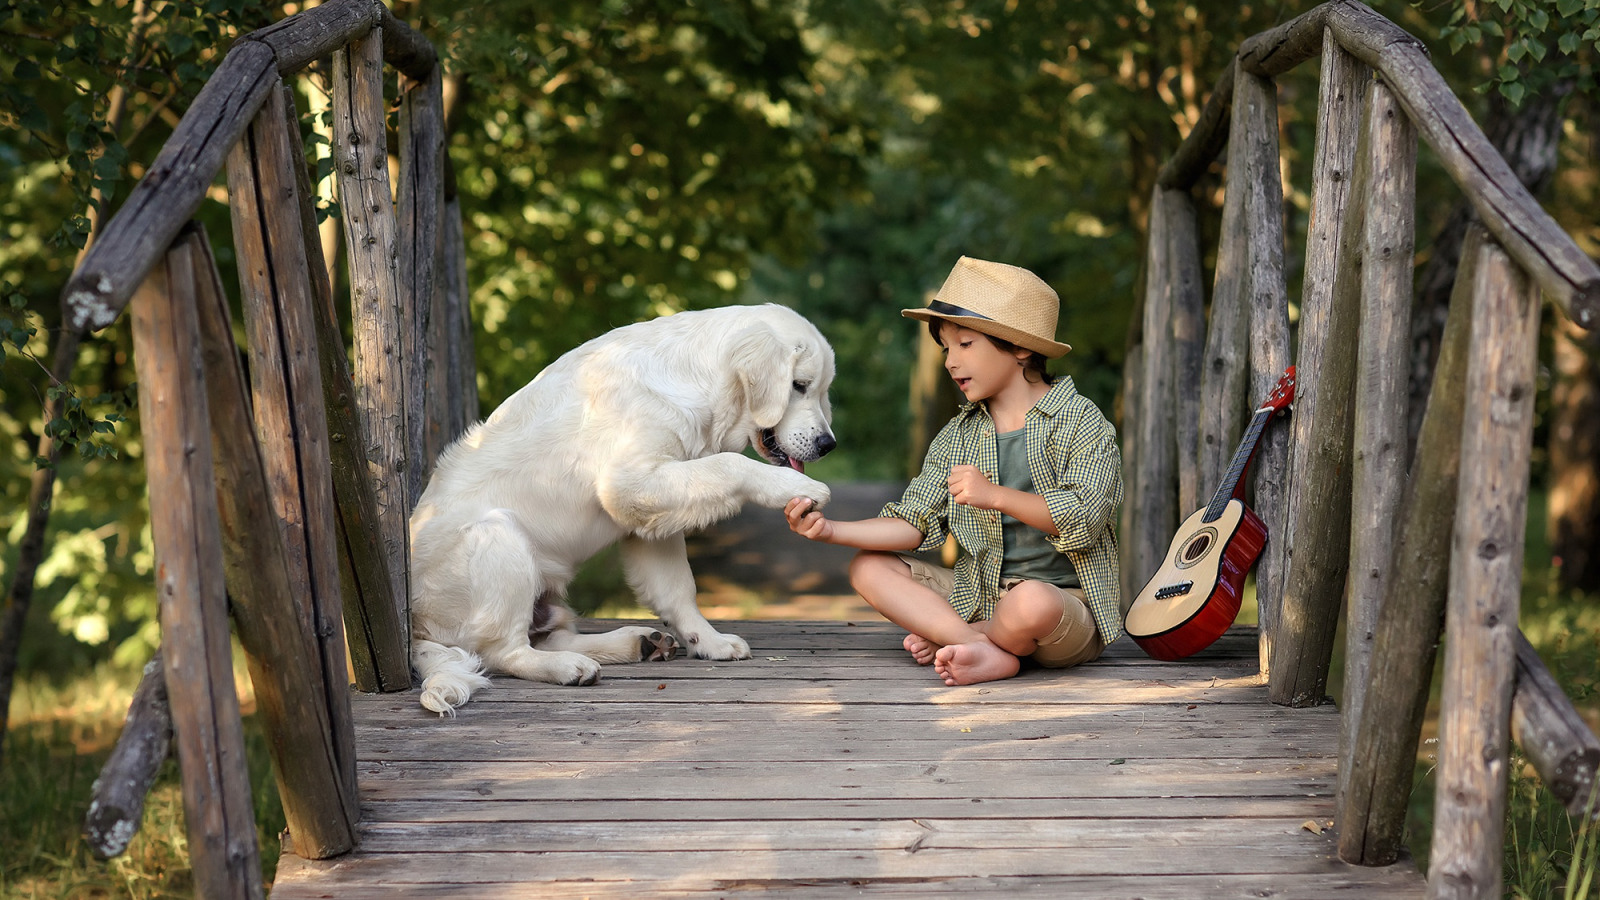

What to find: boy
left=785, top=256, right=1124, bottom=685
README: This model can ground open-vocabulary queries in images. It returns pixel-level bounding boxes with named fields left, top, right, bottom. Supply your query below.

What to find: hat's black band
left=925, top=299, right=993, bottom=321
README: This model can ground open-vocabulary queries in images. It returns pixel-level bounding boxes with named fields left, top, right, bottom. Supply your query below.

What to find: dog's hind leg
left=538, top=623, right=679, bottom=664
left=484, top=644, right=601, bottom=686
left=620, top=534, right=751, bottom=661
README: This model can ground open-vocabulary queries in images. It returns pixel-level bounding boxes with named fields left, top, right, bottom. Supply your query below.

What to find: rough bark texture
left=84, top=654, right=171, bottom=859
left=1428, top=238, right=1540, bottom=900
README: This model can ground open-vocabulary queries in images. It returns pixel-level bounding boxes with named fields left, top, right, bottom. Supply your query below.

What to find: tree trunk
left=1548, top=314, right=1600, bottom=592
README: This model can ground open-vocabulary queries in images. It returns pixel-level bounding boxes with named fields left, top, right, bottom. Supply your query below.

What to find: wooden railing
left=1120, top=1, right=1599, bottom=895
left=63, top=1, right=471, bottom=896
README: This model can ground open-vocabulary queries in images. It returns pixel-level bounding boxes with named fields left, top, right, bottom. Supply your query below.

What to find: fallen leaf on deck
left=1302, top=820, right=1323, bottom=834
left=1109, top=758, right=1125, bottom=765
left=960, top=727, right=971, bottom=733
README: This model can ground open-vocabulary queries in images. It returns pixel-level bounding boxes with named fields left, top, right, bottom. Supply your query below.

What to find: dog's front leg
left=620, top=533, right=750, bottom=661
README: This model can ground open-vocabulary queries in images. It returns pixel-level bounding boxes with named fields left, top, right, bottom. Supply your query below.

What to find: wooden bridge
left=270, top=620, right=1426, bottom=898
left=53, top=1, right=1599, bottom=898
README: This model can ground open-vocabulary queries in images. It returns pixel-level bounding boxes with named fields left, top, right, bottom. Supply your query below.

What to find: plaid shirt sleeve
left=879, top=418, right=955, bottom=554
left=1041, top=403, right=1124, bottom=554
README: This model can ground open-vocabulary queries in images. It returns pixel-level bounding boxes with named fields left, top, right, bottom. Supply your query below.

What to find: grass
left=0, top=652, right=285, bottom=900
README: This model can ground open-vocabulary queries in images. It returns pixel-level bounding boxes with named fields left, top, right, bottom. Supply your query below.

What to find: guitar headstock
left=1259, top=366, right=1296, bottom=414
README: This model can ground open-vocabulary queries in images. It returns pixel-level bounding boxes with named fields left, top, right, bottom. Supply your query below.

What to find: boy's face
left=937, top=323, right=1032, bottom=403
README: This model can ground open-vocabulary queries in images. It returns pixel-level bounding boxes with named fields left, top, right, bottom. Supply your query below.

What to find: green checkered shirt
left=880, top=377, right=1126, bottom=643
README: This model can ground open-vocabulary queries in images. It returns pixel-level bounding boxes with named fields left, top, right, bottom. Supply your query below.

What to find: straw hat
left=901, top=256, right=1072, bottom=358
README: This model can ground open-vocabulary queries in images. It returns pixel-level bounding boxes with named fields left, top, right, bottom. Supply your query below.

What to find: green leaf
left=1482, top=20, right=1504, bottom=38
left=1507, top=41, right=1526, bottom=63
left=1501, top=80, right=1527, bottom=106
left=1560, top=32, right=1580, bottom=53
left=13, top=59, right=41, bottom=79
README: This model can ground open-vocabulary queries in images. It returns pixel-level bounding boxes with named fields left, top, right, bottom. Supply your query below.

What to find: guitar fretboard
left=1201, top=407, right=1272, bottom=523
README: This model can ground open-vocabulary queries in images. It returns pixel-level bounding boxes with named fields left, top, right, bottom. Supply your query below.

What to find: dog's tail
left=412, top=639, right=491, bottom=716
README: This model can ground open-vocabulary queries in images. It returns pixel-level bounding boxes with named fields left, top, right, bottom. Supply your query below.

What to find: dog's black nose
left=815, top=434, right=837, bottom=457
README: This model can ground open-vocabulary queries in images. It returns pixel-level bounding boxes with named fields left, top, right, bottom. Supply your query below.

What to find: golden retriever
left=408, top=304, right=835, bottom=714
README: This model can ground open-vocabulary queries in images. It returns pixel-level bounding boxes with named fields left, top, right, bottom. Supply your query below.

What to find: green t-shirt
left=996, top=428, right=1080, bottom=588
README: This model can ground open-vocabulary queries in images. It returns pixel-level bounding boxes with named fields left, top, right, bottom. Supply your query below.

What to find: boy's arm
left=946, top=466, right=1058, bottom=535
left=784, top=498, right=925, bottom=550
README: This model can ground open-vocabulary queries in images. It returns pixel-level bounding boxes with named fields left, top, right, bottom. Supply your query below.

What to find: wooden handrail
left=1155, top=0, right=1599, bottom=328
left=60, top=0, right=437, bottom=332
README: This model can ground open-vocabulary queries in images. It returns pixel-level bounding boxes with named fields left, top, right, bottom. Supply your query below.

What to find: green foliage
left=1, top=0, right=277, bottom=671
left=1435, top=0, right=1600, bottom=106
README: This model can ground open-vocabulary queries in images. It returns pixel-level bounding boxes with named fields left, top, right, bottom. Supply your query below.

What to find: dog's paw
left=757, top=469, right=831, bottom=510
left=552, top=653, right=602, bottom=686
left=639, top=629, right=679, bottom=662
left=685, top=628, right=752, bottom=661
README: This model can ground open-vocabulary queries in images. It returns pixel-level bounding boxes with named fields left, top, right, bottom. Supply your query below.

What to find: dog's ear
left=731, top=325, right=799, bottom=429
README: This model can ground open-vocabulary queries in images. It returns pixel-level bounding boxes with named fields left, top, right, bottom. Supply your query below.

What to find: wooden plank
left=64, top=41, right=278, bottom=332
left=350, top=757, right=1335, bottom=802
left=280, top=76, right=411, bottom=693
left=270, top=843, right=1405, bottom=883
left=356, top=795, right=1338, bottom=823
left=333, top=26, right=412, bottom=648
left=345, top=816, right=1352, bottom=854
left=129, top=233, right=263, bottom=900
left=227, top=82, right=360, bottom=810
left=190, top=219, right=355, bottom=859
left=438, top=195, right=479, bottom=436
left=1130, top=185, right=1178, bottom=595
left=273, top=871, right=1422, bottom=900
left=1429, top=237, right=1541, bottom=899
left=1340, top=73, right=1415, bottom=777
left=1270, top=69, right=1369, bottom=710
left=1338, top=227, right=1481, bottom=866
left=1280, top=32, right=1365, bottom=716
left=396, top=62, right=446, bottom=503
left=1236, top=68, right=1292, bottom=677
left=1166, top=190, right=1205, bottom=515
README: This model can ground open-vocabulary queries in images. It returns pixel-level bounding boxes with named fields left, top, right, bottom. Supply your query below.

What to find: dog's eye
left=792, top=380, right=809, bottom=395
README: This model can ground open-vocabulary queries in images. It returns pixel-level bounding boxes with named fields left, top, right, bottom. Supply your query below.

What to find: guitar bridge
left=1154, top=581, right=1194, bottom=600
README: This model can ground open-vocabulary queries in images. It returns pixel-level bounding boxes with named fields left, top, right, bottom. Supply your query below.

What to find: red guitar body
left=1123, top=367, right=1295, bottom=661
left=1125, top=500, right=1267, bottom=661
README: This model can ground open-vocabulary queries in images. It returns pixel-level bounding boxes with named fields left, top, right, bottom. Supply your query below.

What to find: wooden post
left=188, top=224, right=357, bottom=857
left=1338, top=226, right=1481, bottom=866
left=1236, top=69, right=1292, bottom=674
left=1512, top=630, right=1600, bottom=817
left=1340, top=74, right=1415, bottom=768
left=439, top=190, right=480, bottom=437
left=1167, top=190, right=1205, bottom=517
left=1118, top=272, right=1145, bottom=609
left=1273, top=43, right=1368, bottom=710
left=84, top=654, right=172, bottom=859
left=1427, top=238, right=1541, bottom=900
left=397, top=61, right=446, bottom=500
left=1129, top=186, right=1177, bottom=597
left=280, top=86, right=412, bottom=693
left=333, top=26, right=412, bottom=648
left=226, top=85, right=360, bottom=830
left=129, top=237, right=263, bottom=900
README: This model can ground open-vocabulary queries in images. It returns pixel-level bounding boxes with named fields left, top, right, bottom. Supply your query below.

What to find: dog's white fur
left=408, top=304, right=835, bottom=714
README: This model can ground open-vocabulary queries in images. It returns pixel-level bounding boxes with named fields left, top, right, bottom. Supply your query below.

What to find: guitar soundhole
left=1174, top=526, right=1220, bottom=570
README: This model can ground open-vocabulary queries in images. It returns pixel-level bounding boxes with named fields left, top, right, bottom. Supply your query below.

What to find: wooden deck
left=271, top=620, right=1427, bottom=898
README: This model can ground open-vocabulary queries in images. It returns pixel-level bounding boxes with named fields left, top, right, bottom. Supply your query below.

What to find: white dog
left=408, top=304, right=835, bottom=714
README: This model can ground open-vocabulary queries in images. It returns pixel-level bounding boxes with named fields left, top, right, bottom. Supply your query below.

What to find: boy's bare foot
left=934, top=638, right=1020, bottom=686
left=902, top=633, right=940, bottom=665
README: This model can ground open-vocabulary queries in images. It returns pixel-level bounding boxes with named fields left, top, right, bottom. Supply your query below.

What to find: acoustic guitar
left=1124, top=367, right=1296, bottom=661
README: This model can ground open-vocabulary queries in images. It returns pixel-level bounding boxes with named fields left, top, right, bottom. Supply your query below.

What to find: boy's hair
left=930, top=319, right=1055, bottom=385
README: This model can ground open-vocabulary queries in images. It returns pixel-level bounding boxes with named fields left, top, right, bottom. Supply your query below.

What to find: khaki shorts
left=899, top=555, right=1104, bottom=668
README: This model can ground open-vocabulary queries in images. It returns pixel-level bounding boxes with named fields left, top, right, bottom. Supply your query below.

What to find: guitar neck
left=1202, top=407, right=1272, bottom=523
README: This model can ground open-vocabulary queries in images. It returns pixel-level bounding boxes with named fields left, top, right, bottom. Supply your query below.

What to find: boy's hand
left=784, top=496, right=834, bottom=542
left=948, top=465, right=1001, bottom=510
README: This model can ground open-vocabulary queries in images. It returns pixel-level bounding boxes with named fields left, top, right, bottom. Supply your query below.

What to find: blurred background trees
left=2, top=0, right=1596, bottom=681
